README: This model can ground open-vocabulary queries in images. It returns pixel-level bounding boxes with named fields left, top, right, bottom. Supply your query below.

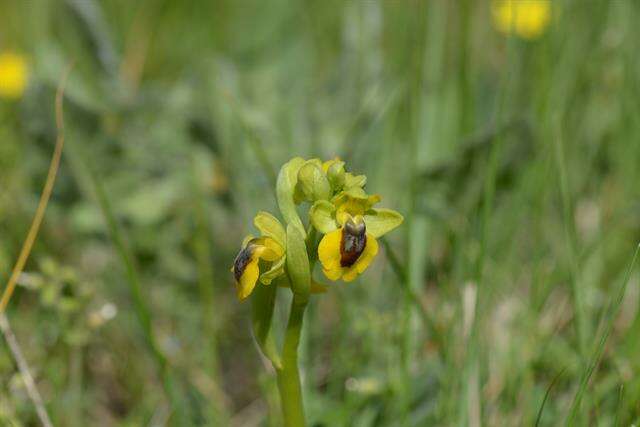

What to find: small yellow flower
left=232, top=236, right=285, bottom=300
left=0, top=52, right=28, bottom=99
left=492, top=0, right=551, bottom=40
left=318, top=215, right=379, bottom=282
left=231, top=211, right=289, bottom=300
left=313, top=188, right=402, bottom=282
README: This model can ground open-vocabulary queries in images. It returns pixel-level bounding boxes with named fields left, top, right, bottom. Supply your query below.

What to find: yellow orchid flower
left=492, top=0, right=551, bottom=40
left=232, top=211, right=288, bottom=300
left=0, top=52, right=28, bottom=100
left=318, top=214, right=379, bottom=282
left=232, top=236, right=285, bottom=300
left=311, top=188, right=403, bottom=282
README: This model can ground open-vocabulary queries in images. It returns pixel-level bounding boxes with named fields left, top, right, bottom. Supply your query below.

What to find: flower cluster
left=231, top=157, right=403, bottom=300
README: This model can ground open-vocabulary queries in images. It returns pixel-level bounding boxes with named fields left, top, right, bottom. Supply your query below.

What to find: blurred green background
left=1, top=0, right=640, bottom=425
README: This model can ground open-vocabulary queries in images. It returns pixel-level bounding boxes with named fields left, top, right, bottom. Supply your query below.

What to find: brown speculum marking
left=340, top=219, right=367, bottom=267
left=233, top=246, right=254, bottom=282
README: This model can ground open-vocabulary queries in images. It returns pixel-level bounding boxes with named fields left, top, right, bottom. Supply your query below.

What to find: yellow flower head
left=318, top=215, right=379, bottom=282
left=0, top=52, right=28, bottom=99
left=492, top=0, right=551, bottom=40
left=313, top=188, right=403, bottom=282
left=231, top=211, right=288, bottom=300
left=232, top=236, right=285, bottom=300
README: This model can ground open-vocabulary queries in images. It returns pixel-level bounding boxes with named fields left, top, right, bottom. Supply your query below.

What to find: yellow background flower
left=0, top=52, right=28, bottom=99
left=492, top=0, right=551, bottom=40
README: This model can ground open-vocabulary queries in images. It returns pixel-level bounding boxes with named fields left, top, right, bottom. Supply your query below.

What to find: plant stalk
left=276, top=294, right=307, bottom=427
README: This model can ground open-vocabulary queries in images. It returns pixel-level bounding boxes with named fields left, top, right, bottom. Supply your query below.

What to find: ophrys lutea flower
left=232, top=211, right=287, bottom=299
left=311, top=187, right=403, bottom=282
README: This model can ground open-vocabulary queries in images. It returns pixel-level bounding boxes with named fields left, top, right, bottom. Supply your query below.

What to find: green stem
left=276, top=294, right=307, bottom=427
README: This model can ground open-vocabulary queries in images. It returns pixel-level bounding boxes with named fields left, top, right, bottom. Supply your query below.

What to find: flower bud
left=326, top=160, right=345, bottom=191
left=296, top=161, right=331, bottom=203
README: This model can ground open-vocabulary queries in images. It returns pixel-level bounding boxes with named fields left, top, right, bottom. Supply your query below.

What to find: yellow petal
left=318, top=229, right=343, bottom=271
left=492, top=0, right=550, bottom=40
left=354, top=234, right=379, bottom=274
left=516, top=2, right=550, bottom=39
left=252, top=237, right=284, bottom=261
left=237, top=258, right=259, bottom=300
left=342, top=268, right=359, bottom=282
left=0, top=52, right=28, bottom=99
left=323, top=267, right=343, bottom=281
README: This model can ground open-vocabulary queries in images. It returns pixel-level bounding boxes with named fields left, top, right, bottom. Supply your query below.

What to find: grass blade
left=567, top=244, right=640, bottom=424
left=0, top=64, right=73, bottom=312
left=535, top=368, right=566, bottom=427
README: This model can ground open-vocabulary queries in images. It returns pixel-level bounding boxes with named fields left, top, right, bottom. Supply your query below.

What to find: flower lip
left=340, top=218, right=367, bottom=267
left=233, top=245, right=254, bottom=282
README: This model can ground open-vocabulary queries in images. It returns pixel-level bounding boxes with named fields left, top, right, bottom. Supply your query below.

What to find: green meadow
left=1, top=0, right=640, bottom=425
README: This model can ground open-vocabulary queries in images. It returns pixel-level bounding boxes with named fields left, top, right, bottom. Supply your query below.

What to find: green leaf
left=254, top=211, right=286, bottom=246
left=286, top=223, right=311, bottom=300
left=309, top=200, right=338, bottom=234
left=364, top=208, right=404, bottom=238
left=296, top=161, right=331, bottom=202
left=276, top=157, right=306, bottom=237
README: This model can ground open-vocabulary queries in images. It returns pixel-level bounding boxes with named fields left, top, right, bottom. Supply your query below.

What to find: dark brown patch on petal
left=233, top=246, right=254, bottom=282
left=340, top=220, right=367, bottom=267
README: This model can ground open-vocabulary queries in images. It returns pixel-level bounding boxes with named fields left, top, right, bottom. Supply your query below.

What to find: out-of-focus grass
left=1, top=0, right=640, bottom=425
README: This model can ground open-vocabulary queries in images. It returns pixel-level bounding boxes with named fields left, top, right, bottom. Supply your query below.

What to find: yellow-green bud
left=326, top=160, right=345, bottom=191
left=296, top=161, right=331, bottom=203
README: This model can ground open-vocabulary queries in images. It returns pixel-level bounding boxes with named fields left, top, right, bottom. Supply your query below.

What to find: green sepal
left=254, top=211, right=286, bottom=246
left=260, top=256, right=286, bottom=285
left=344, top=172, right=367, bottom=190
left=296, top=160, right=331, bottom=203
left=251, top=281, right=282, bottom=369
left=309, top=200, right=338, bottom=234
left=364, top=208, right=404, bottom=238
left=285, top=223, right=311, bottom=301
left=276, top=157, right=306, bottom=237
